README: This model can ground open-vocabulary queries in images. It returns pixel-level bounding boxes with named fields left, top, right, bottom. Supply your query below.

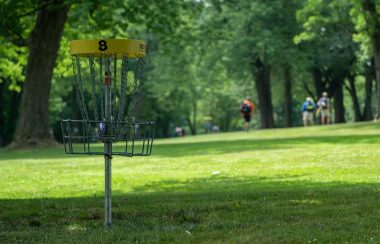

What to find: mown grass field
left=1, top=123, right=380, bottom=243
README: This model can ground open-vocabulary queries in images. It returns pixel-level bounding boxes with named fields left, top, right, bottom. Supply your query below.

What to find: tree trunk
left=284, top=66, right=292, bottom=127
left=135, top=93, right=143, bottom=121
left=186, top=117, right=195, bottom=135
left=71, top=85, right=82, bottom=120
left=333, top=77, right=345, bottom=123
left=0, top=82, right=5, bottom=146
left=157, top=114, right=171, bottom=138
left=224, top=109, right=232, bottom=132
left=312, top=67, right=324, bottom=99
left=186, top=101, right=197, bottom=135
left=192, top=100, right=197, bottom=135
left=253, top=58, right=274, bottom=128
left=373, top=39, right=380, bottom=118
left=8, top=92, right=22, bottom=143
left=11, top=0, right=69, bottom=148
left=362, top=0, right=380, bottom=118
left=346, top=75, right=362, bottom=122
left=363, top=63, right=374, bottom=121
left=0, top=81, right=22, bottom=146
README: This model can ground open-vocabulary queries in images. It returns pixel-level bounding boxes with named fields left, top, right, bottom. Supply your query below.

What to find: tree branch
left=344, top=80, right=352, bottom=94
left=302, top=81, right=316, bottom=101
left=7, top=29, right=28, bottom=47
left=16, top=0, right=55, bottom=18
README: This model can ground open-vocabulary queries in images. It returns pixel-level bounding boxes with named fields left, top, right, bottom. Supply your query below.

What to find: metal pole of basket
left=104, top=57, right=112, bottom=228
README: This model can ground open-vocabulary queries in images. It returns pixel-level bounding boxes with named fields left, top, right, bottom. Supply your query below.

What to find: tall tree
left=277, top=0, right=302, bottom=127
left=11, top=0, right=69, bottom=148
left=361, top=0, right=380, bottom=117
left=363, top=61, right=374, bottom=120
left=295, top=0, right=359, bottom=123
left=252, top=57, right=274, bottom=128
left=284, top=66, right=293, bottom=127
left=346, top=75, right=362, bottom=121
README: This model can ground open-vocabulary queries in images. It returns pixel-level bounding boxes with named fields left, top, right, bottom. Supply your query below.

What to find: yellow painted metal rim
left=70, top=39, right=146, bottom=58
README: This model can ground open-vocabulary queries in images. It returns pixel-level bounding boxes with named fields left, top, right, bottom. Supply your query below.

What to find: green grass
left=1, top=122, right=380, bottom=243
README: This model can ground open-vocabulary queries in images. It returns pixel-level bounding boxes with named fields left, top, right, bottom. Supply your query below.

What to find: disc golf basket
left=61, top=39, right=155, bottom=227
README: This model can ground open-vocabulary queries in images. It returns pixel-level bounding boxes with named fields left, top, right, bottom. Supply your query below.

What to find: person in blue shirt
left=301, top=97, right=316, bottom=127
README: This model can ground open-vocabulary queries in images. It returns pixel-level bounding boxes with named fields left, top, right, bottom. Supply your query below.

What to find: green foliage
left=0, top=0, right=34, bottom=45
left=0, top=39, right=27, bottom=92
left=350, top=0, right=377, bottom=65
left=295, top=0, right=358, bottom=71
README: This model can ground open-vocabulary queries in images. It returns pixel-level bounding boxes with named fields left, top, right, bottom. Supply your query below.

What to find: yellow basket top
left=70, top=39, right=146, bottom=58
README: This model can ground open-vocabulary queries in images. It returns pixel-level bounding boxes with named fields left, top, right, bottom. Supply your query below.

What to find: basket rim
left=70, top=39, right=146, bottom=58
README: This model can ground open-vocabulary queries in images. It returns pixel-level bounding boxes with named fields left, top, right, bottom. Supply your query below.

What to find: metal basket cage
left=61, top=119, right=155, bottom=156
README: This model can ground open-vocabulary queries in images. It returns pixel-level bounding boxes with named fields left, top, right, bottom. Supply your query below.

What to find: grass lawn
left=1, top=122, right=380, bottom=243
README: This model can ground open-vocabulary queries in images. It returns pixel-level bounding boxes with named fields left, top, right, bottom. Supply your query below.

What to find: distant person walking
left=317, top=91, right=331, bottom=125
left=301, top=97, right=316, bottom=127
left=240, top=96, right=255, bottom=131
left=175, top=127, right=184, bottom=137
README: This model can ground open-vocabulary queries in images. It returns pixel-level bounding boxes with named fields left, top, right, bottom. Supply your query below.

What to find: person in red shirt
left=240, top=96, right=255, bottom=131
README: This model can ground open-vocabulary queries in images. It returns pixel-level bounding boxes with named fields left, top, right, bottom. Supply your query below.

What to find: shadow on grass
left=1, top=176, right=379, bottom=242
left=1, top=134, right=380, bottom=161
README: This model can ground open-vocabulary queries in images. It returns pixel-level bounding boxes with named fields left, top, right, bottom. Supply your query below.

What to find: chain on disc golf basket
left=61, top=39, right=155, bottom=157
left=60, top=39, right=155, bottom=227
